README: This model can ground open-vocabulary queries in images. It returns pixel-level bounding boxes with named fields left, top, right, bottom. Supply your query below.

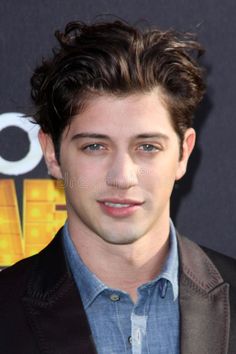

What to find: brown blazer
left=0, top=228, right=236, bottom=354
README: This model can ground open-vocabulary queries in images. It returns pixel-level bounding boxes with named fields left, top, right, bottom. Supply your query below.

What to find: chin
left=100, top=232, right=143, bottom=245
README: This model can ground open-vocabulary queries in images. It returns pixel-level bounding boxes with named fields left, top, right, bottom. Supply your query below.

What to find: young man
left=0, top=20, right=236, bottom=354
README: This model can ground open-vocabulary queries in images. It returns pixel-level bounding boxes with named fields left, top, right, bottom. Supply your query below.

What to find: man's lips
left=98, top=198, right=144, bottom=207
left=97, top=199, right=144, bottom=217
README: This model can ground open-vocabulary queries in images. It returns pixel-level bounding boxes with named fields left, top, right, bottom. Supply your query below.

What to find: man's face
left=40, top=90, right=195, bottom=245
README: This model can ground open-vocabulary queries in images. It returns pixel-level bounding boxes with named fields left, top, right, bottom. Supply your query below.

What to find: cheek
left=141, top=158, right=179, bottom=183
left=63, top=162, right=106, bottom=194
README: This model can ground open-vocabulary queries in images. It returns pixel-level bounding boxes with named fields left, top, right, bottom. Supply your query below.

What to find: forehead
left=65, top=90, right=174, bottom=139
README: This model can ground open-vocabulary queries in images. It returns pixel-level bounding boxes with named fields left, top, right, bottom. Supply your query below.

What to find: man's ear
left=175, top=128, right=196, bottom=181
left=38, top=130, right=62, bottom=179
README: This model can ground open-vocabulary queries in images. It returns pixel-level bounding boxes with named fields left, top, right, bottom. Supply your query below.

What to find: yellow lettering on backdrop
left=0, top=180, right=23, bottom=266
left=0, top=179, right=66, bottom=267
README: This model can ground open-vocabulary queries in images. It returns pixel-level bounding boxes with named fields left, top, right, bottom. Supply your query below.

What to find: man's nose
left=106, top=153, right=139, bottom=189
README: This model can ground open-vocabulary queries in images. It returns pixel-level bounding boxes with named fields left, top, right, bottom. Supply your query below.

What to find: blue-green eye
left=83, top=143, right=104, bottom=151
left=139, top=144, right=159, bottom=152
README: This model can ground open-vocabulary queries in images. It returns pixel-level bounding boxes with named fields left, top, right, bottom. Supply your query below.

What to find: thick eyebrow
left=71, top=132, right=169, bottom=141
left=71, top=133, right=111, bottom=141
left=135, top=133, right=169, bottom=141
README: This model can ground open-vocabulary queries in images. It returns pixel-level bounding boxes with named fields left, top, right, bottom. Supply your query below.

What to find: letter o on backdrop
left=0, top=112, right=42, bottom=175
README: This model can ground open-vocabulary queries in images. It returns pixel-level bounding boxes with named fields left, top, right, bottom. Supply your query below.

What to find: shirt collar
left=62, top=219, right=179, bottom=308
left=63, top=223, right=106, bottom=309
left=136, top=219, right=179, bottom=301
left=159, top=219, right=179, bottom=300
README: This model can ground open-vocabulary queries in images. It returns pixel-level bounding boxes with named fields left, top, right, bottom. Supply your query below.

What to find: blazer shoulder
left=200, top=245, right=236, bottom=286
left=177, top=233, right=236, bottom=291
left=0, top=227, right=67, bottom=304
left=0, top=254, right=38, bottom=302
left=0, top=227, right=64, bottom=286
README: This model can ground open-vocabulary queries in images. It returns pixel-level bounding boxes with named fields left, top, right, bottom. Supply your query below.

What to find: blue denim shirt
left=63, top=220, right=179, bottom=354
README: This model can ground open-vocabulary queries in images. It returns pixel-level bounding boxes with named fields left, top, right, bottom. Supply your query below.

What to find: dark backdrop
left=1, top=0, right=236, bottom=258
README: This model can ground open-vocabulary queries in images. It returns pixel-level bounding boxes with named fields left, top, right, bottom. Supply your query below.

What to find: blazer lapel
left=178, top=235, right=230, bottom=354
left=22, top=229, right=98, bottom=354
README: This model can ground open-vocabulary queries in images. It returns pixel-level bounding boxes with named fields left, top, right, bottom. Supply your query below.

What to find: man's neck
left=68, top=218, right=170, bottom=302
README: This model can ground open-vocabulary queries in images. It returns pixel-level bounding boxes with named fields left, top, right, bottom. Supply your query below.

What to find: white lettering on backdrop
left=0, top=112, right=42, bottom=175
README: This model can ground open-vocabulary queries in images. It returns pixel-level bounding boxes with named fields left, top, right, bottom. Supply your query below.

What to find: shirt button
left=110, top=294, right=120, bottom=302
left=128, top=336, right=132, bottom=345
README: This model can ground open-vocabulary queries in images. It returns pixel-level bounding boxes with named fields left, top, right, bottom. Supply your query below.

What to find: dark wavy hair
left=31, top=20, right=206, bottom=159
